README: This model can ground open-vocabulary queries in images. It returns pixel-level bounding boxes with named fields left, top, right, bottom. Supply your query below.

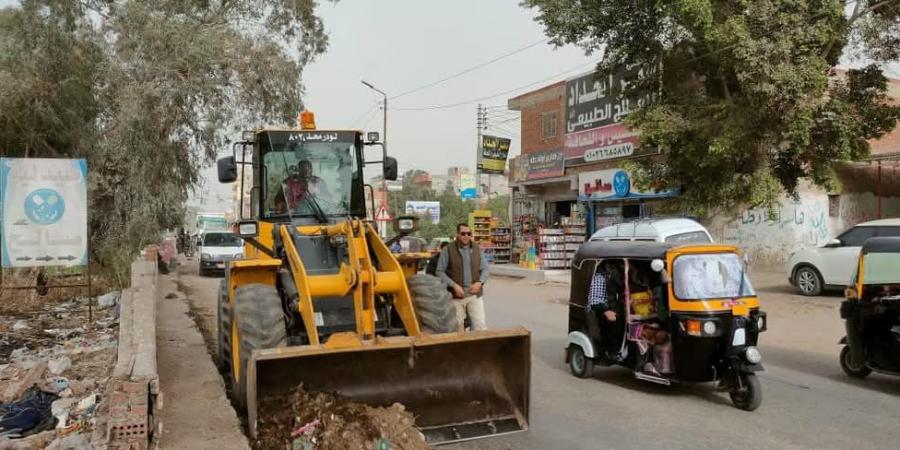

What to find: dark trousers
left=586, top=307, right=625, bottom=355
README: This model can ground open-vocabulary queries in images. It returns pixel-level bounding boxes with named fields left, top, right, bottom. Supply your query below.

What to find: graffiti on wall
left=720, top=196, right=832, bottom=267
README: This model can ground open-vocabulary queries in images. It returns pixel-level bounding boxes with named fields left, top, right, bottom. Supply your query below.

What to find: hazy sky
left=2, top=0, right=895, bottom=212
left=195, top=0, right=595, bottom=211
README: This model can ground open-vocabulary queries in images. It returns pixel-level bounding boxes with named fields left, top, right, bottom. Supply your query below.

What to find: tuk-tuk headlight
left=745, top=346, right=762, bottom=364
left=703, top=321, right=717, bottom=335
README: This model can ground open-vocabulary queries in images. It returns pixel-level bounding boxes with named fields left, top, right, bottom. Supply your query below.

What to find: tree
left=524, top=0, right=900, bottom=215
left=0, top=0, right=329, bottom=283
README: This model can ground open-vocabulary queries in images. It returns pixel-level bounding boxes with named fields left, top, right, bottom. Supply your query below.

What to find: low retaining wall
left=104, top=252, right=161, bottom=449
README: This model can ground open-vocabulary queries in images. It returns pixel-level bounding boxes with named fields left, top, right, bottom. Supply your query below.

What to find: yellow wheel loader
left=214, top=112, right=530, bottom=444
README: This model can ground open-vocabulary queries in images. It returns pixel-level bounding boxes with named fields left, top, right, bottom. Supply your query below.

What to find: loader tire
left=217, top=280, right=231, bottom=373
left=230, top=284, right=287, bottom=411
left=406, top=274, right=457, bottom=334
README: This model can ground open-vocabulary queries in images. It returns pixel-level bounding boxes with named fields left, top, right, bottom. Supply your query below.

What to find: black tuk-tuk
left=840, top=237, right=900, bottom=378
left=566, top=241, right=767, bottom=410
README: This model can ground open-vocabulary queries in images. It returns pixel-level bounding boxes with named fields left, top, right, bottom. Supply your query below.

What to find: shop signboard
left=578, top=168, right=678, bottom=200
left=510, top=156, right=528, bottom=183
left=565, top=66, right=655, bottom=165
left=404, top=201, right=440, bottom=224
left=459, top=173, right=477, bottom=199
left=1, top=158, right=88, bottom=268
left=525, top=149, right=564, bottom=180
left=564, top=123, right=657, bottom=166
left=478, top=135, right=511, bottom=174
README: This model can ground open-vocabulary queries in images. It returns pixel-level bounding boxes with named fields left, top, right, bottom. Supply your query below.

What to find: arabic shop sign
left=578, top=168, right=678, bottom=200
left=478, top=135, right=511, bottom=174
left=1, top=158, right=88, bottom=267
left=564, top=123, right=656, bottom=165
left=525, top=150, right=565, bottom=180
left=565, top=67, right=652, bottom=134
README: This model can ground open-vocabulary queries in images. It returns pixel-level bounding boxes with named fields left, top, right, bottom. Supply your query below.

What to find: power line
left=390, top=61, right=596, bottom=111
left=351, top=102, right=381, bottom=128
left=390, top=38, right=550, bottom=100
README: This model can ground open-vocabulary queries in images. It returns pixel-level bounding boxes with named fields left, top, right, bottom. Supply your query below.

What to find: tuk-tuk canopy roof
left=572, top=241, right=675, bottom=265
left=862, top=237, right=900, bottom=254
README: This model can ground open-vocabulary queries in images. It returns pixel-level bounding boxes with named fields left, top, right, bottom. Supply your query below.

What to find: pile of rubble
left=254, top=386, right=429, bottom=450
left=0, top=291, right=120, bottom=449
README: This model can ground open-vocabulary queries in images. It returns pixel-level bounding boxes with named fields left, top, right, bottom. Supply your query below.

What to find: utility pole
left=476, top=104, right=485, bottom=199
left=361, top=80, right=388, bottom=236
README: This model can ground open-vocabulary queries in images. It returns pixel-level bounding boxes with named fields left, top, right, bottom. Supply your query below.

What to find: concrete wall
left=706, top=187, right=900, bottom=269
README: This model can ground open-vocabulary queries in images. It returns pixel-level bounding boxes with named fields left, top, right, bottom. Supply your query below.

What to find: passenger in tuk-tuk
left=586, top=261, right=626, bottom=360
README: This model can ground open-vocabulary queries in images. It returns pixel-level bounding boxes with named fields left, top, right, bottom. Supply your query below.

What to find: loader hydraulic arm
left=278, top=219, right=421, bottom=346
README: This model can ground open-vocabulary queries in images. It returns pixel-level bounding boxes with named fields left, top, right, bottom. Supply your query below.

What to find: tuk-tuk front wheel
left=840, top=346, right=871, bottom=378
left=729, top=373, right=762, bottom=411
left=569, top=345, right=594, bottom=379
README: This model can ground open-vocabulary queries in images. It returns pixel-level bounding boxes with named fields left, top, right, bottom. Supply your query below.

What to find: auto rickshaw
left=566, top=241, right=767, bottom=411
left=839, top=237, right=900, bottom=379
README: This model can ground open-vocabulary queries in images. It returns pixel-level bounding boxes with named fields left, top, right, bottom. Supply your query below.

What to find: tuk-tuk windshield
left=673, top=253, right=755, bottom=300
left=861, top=253, right=900, bottom=284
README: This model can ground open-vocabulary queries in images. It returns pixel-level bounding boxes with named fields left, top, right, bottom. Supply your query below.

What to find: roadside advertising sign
left=1, top=158, right=88, bottom=268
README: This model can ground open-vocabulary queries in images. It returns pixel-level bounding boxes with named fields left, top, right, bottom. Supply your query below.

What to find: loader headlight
left=237, top=221, right=259, bottom=238
left=201, top=252, right=212, bottom=260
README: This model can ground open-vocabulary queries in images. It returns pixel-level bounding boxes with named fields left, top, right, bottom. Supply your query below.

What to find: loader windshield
left=262, top=131, right=358, bottom=219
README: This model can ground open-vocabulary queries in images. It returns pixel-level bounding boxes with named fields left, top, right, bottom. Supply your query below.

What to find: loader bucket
left=247, top=328, right=531, bottom=445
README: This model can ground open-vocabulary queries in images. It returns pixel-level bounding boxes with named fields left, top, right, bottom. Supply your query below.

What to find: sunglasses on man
left=459, top=232, right=472, bottom=236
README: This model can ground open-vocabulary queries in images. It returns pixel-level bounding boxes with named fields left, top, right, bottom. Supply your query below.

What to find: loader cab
left=217, top=112, right=397, bottom=226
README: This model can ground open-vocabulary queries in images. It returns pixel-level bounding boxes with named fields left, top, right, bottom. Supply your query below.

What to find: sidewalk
left=156, top=274, right=249, bottom=450
left=490, top=264, right=570, bottom=283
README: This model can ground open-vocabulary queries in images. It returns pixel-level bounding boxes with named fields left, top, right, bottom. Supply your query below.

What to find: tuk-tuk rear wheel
left=569, top=346, right=593, bottom=379
left=840, top=346, right=871, bottom=378
left=729, top=373, right=762, bottom=411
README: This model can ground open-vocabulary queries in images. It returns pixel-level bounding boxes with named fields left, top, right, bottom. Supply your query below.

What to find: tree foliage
left=525, top=0, right=900, bottom=215
left=386, top=170, right=510, bottom=241
left=0, top=0, right=329, bottom=284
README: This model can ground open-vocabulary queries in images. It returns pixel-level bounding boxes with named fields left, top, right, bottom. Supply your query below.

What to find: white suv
left=786, top=218, right=900, bottom=296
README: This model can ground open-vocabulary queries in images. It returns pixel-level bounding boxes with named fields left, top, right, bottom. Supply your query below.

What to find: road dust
left=254, top=385, right=428, bottom=450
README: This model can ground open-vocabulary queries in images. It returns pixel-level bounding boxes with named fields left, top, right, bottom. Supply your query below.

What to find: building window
left=828, top=194, right=839, bottom=217
left=541, top=112, right=557, bottom=140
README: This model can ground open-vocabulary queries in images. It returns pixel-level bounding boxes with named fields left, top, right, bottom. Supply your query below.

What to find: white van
left=589, top=218, right=712, bottom=244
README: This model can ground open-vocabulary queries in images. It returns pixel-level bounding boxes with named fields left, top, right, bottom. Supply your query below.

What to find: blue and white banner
left=1, top=158, right=88, bottom=268
left=578, top=168, right=678, bottom=201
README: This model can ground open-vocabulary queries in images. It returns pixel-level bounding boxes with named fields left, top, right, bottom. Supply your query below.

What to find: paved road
left=177, top=260, right=900, bottom=449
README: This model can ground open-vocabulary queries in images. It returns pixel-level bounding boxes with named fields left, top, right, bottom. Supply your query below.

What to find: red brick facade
left=508, top=81, right=565, bottom=155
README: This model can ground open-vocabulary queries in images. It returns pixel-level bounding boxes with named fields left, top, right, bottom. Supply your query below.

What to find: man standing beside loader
left=437, top=223, right=490, bottom=331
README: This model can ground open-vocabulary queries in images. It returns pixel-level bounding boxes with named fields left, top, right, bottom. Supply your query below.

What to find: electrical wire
left=390, top=61, right=596, bottom=111
left=390, top=38, right=550, bottom=100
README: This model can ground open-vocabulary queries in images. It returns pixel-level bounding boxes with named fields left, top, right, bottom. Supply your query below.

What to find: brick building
left=507, top=70, right=676, bottom=233
left=507, top=69, right=900, bottom=268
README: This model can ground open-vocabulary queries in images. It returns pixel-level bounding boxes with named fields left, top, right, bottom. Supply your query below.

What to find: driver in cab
left=273, top=160, right=328, bottom=214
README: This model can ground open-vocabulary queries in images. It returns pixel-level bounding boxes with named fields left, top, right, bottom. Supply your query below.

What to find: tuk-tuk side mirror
left=217, top=156, right=237, bottom=183
left=650, top=259, right=665, bottom=272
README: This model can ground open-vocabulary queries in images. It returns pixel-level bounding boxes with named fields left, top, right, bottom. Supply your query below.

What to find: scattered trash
left=0, top=287, right=119, bottom=446
left=255, top=386, right=428, bottom=450
left=97, top=291, right=120, bottom=309
left=75, top=394, right=97, bottom=415
left=48, top=378, right=69, bottom=394
left=47, top=357, right=71, bottom=376
left=45, top=432, right=90, bottom=450
left=0, top=386, right=59, bottom=437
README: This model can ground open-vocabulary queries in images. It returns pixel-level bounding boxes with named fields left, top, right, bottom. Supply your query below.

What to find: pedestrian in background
left=437, top=223, right=490, bottom=330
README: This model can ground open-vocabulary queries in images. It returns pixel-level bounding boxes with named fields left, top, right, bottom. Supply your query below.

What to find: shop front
left=577, top=168, right=680, bottom=235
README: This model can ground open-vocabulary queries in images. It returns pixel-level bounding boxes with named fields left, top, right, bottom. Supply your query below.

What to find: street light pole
left=362, top=80, right=389, bottom=236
